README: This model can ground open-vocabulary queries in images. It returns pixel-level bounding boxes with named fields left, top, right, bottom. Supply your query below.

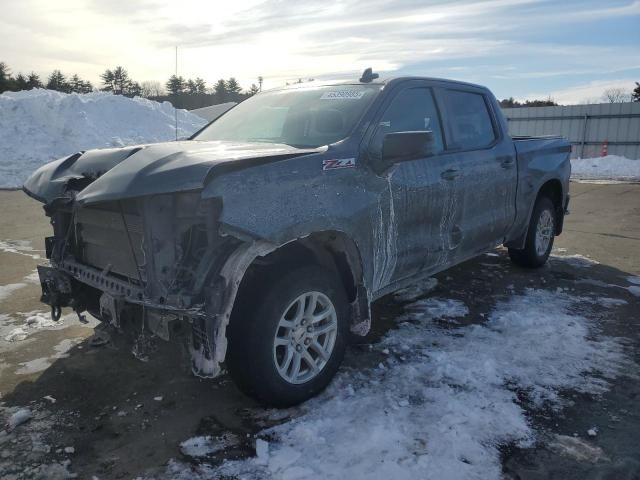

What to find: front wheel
left=508, top=196, right=557, bottom=268
left=226, top=265, right=348, bottom=407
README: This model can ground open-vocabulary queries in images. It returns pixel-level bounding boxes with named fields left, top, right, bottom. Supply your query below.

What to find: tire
left=226, top=265, right=348, bottom=407
left=508, top=196, right=557, bottom=268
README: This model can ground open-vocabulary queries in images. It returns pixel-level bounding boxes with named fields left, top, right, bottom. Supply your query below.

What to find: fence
left=502, top=102, right=640, bottom=160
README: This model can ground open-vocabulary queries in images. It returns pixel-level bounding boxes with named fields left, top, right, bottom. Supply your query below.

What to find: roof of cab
left=270, top=75, right=488, bottom=92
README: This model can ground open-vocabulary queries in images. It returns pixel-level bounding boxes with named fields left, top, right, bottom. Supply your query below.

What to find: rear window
left=442, top=90, right=496, bottom=150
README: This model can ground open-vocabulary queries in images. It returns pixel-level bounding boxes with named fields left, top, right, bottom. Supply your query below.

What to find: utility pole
left=258, top=76, right=263, bottom=92
left=174, top=45, right=178, bottom=141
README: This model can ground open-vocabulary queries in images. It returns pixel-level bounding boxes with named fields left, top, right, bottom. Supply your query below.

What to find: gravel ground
left=0, top=182, right=638, bottom=479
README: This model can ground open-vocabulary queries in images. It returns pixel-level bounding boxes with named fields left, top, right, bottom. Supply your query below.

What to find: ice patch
left=168, top=289, right=631, bottom=480
left=0, top=282, right=26, bottom=302
left=15, top=357, right=52, bottom=375
left=0, top=239, right=41, bottom=259
left=24, top=269, right=40, bottom=283
left=180, top=433, right=239, bottom=458
left=5, top=408, right=32, bottom=430
left=4, top=327, right=29, bottom=342
left=551, top=253, right=599, bottom=267
left=594, top=297, right=628, bottom=308
left=548, top=434, right=608, bottom=463
left=13, top=337, right=83, bottom=375
left=0, top=310, right=71, bottom=343
left=403, top=297, right=469, bottom=322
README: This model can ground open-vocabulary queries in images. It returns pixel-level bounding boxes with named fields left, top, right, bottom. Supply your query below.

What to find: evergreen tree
left=226, top=77, right=241, bottom=95
left=0, top=62, right=16, bottom=93
left=47, top=70, right=70, bottom=92
left=15, top=73, right=29, bottom=90
left=166, top=75, right=186, bottom=95
left=127, top=81, right=142, bottom=97
left=101, top=66, right=136, bottom=96
left=213, top=79, right=228, bottom=101
left=69, top=74, right=93, bottom=93
left=186, top=79, right=196, bottom=95
left=632, top=82, right=640, bottom=102
left=193, top=77, right=207, bottom=94
left=247, top=83, right=260, bottom=96
left=27, top=72, right=43, bottom=89
left=100, top=69, right=115, bottom=92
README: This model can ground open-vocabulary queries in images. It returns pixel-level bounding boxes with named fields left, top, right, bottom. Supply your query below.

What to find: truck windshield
left=193, top=85, right=380, bottom=148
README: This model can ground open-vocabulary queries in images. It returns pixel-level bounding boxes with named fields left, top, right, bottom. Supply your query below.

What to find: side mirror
left=382, top=131, right=434, bottom=164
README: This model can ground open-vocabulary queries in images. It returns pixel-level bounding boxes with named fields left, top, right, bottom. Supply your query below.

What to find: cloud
left=522, top=78, right=638, bottom=104
left=1, top=0, right=639, bottom=95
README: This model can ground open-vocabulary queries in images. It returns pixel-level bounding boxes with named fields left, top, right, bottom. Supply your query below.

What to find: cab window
left=442, top=90, right=496, bottom=150
left=370, top=87, right=444, bottom=157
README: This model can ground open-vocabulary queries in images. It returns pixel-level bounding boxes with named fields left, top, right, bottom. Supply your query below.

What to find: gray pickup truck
left=24, top=69, right=571, bottom=406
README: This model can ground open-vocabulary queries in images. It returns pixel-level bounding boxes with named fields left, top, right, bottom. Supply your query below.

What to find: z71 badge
left=322, top=158, right=356, bottom=170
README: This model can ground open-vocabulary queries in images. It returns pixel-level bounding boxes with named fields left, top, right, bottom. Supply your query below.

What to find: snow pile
left=172, top=289, right=630, bottom=480
left=0, top=89, right=207, bottom=188
left=571, top=155, right=640, bottom=181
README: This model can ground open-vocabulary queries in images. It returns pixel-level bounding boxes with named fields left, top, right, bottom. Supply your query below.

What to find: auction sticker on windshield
left=321, top=90, right=365, bottom=100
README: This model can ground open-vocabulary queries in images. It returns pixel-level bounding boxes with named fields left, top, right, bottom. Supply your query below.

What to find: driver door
left=367, top=84, right=463, bottom=288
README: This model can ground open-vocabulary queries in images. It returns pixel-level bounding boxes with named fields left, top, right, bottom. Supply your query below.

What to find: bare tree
left=602, top=87, right=631, bottom=103
left=140, top=80, right=164, bottom=97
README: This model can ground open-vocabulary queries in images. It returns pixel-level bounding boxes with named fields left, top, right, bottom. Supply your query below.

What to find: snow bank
left=0, top=89, right=207, bottom=188
left=571, top=155, right=640, bottom=181
left=172, top=289, right=631, bottom=480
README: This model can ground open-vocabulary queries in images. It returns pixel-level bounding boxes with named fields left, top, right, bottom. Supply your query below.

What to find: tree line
left=0, top=62, right=93, bottom=94
left=0, top=61, right=263, bottom=108
left=3, top=60, right=639, bottom=106
left=500, top=84, right=640, bottom=107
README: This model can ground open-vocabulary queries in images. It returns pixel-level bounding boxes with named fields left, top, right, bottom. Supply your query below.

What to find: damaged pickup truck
left=23, top=70, right=570, bottom=406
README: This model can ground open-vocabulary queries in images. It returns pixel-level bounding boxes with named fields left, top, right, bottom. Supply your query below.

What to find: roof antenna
left=359, top=67, right=379, bottom=83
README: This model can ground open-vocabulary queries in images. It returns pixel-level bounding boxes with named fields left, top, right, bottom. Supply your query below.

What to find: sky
left=1, top=0, right=639, bottom=104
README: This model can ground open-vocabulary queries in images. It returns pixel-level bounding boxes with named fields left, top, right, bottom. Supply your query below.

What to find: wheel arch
left=234, top=230, right=371, bottom=335
left=505, top=177, right=565, bottom=250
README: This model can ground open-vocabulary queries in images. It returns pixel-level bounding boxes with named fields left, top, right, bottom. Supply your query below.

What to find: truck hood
left=23, top=141, right=323, bottom=205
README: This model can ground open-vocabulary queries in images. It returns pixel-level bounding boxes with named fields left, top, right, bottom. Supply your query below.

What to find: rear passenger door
left=438, top=88, right=517, bottom=256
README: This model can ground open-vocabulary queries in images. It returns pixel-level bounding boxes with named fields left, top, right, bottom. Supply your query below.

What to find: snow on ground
left=0, top=239, right=42, bottom=259
left=0, top=403, right=75, bottom=479
left=0, top=283, right=26, bottom=302
left=1, top=310, right=94, bottom=344
left=0, top=89, right=207, bottom=188
left=571, top=155, right=640, bottom=182
left=180, top=433, right=241, bottom=458
left=167, top=289, right=632, bottom=480
left=550, top=253, right=599, bottom=268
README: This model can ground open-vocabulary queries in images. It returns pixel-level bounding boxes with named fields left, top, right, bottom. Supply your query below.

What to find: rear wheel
left=226, top=265, right=348, bottom=407
left=508, top=196, right=556, bottom=268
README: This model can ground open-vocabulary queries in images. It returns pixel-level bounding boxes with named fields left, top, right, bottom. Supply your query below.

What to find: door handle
left=441, top=169, right=460, bottom=180
left=498, top=156, right=515, bottom=169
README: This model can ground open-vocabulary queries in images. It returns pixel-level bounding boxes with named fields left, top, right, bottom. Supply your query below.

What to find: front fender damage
left=190, top=239, right=277, bottom=377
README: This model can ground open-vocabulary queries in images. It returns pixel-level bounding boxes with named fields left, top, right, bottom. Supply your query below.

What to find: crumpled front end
left=23, top=140, right=325, bottom=377
left=37, top=190, right=247, bottom=376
